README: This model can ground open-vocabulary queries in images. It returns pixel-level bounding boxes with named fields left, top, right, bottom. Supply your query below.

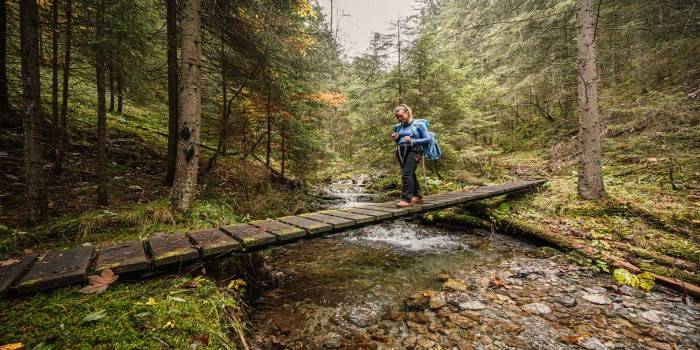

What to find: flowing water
left=248, top=178, right=536, bottom=348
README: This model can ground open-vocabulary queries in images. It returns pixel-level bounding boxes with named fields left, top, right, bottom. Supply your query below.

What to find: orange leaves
left=307, top=92, right=347, bottom=108
left=79, top=269, right=119, bottom=294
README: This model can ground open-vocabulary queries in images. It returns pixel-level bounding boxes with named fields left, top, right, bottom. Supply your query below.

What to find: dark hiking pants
left=396, top=144, right=422, bottom=202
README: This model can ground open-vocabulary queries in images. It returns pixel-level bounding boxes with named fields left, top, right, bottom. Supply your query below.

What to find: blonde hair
left=394, top=104, right=413, bottom=118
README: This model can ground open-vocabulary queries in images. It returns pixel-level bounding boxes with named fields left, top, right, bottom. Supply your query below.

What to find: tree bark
left=109, top=63, right=114, bottom=112
left=20, top=0, right=48, bottom=221
left=171, top=0, right=201, bottom=214
left=0, top=0, right=7, bottom=122
left=281, top=118, right=285, bottom=179
left=95, top=0, right=108, bottom=205
left=220, top=32, right=228, bottom=155
left=117, top=70, right=122, bottom=114
left=576, top=0, right=604, bottom=199
left=56, top=0, right=72, bottom=172
left=165, top=0, right=179, bottom=186
left=266, top=81, right=271, bottom=169
left=50, top=0, right=59, bottom=152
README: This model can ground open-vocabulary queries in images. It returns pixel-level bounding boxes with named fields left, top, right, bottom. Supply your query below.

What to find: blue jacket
left=394, top=120, right=432, bottom=146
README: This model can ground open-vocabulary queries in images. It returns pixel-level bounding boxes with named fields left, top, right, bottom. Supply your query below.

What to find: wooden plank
left=275, top=216, right=333, bottom=235
left=93, top=240, right=148, bottom=275
left=251, top=219, right=307, bottom=240
left=148, top=233, right=199, bottom=268
left=220, top=223, right=277, bottom=248
left=353, top=203, right=409, bottom=217
left=299, top=212, right=355, bottom=229
left=319, top=209, right=375, bottom=224
left=339, top=207, right=393, bottom=220
left=0, top=255, right=37, bottom=297
left=16, top=246, right=93, bottom=295
left=188, top=228, right=242, bottom=258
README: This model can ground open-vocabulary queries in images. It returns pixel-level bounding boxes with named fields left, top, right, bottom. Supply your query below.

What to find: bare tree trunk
left=281, top=118, right=285, bottom=179
left=171, top=0, right=201, bottom=214
left=95, top=0, right=108, bottom=205
left=165, top=0, right=178, bottom=186
left=266, top=82, right=271, bottom=168
left=56, top=0, right=72, bottom=172
left=0, top=0, right=7, bottom=122
left=576, top=0, right=604, bottom=199
left=50, top=0, right=59, bottom=153
left=20, top=0, right=48, bottom=221
left=109, top=63, right=114, bottom=112
left=220, top=33, right=228, bottom=155
left=116, top=70, right=122, bottom=114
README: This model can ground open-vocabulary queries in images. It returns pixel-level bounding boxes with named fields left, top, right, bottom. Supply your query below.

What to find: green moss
left=613, top=268, right=656, bottom=291
left=0, top=277, right=244, bottom=349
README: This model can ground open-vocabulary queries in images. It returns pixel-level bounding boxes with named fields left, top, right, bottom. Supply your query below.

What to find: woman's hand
left=391, top=132, right=399, bottom=140
left=403, top=136, right=412, bottom=142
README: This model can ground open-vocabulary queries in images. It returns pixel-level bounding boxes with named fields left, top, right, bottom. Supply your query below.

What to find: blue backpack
left=394, top=118, right=442, bottom=161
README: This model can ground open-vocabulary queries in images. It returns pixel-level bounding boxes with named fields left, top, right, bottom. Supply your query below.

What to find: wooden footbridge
left=0, top=179, right=545, bottom=297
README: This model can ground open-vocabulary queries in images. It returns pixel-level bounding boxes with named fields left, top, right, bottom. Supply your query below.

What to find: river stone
left=557, top=295, right=577, bottom=307
left=582, top=293, right=611, bottom=305
left=459, top=301, right=486, bottom=310
left=581, top=337, right=608, bottom=350
left=322, top=332, right=342, bottom=348
left=429, top=295, right=447, bottom=309
left=442, top=278, right=468, bottom=291
left=522, top=303, right=551, bottom=315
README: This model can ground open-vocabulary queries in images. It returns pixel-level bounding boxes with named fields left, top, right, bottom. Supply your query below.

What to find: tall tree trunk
left=50, top=0, right=59, bottom=153
left=108, top=63, right=114, bottom=112
left=56, top=0, right=72, bottom=172
left=576, top=0, right=604, bottom=199
left=281, top=118, right=285, bottom=179
left=266, top=82, right=271, bottom=169
left=220, top=33, right=228, bottom=155
left=165, top=0, right=179, bottom=186
left=20, top=0, right=48, bottom=221
left=95, top=0, right=108, bottom=205
left=171, top=0, right=201, bottom=213
left=117, top=70, right=122, bottom=114
left=0, top=0, right=7, bottom=122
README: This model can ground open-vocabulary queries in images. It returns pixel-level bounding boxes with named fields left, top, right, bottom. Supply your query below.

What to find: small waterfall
left=323, top=174, right=380, bottom=208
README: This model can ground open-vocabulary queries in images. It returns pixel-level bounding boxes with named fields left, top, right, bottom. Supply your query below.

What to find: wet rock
left=322, top=332, right=342, bottom=348
left=581, top=337, right=608, bottom=350
left=448, top=313, right=477, bottom=329
left=582, top=293, right=611, bottom=305
left=522, top=303, right=551, bottom=315
left=415, top=337, right=435, bottom=349
left=429, top=295, right=446, bottom=309
left=442, top=278, right=468, bottom=291
left=646, top=340, right=673, bottom=350
left=401, top=335, right=417, bottom=349
left=557, top=295, right=577, bottom=307
left=458, top=301, right=486, bottom=310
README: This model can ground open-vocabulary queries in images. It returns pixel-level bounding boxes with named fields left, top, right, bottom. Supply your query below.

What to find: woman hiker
left=391, top=104, right=432, bottom=207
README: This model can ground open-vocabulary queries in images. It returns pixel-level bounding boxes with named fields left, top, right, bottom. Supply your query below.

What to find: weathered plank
left=220, top=223, right=277, bottom=248
left=251, top=219, right=307, bottom=240
left=148, top=233, right=199, bottom=268
left=353, top=203, right=409, bottom=217
left=275, top=216, right=333, bottom=235
left=188, top=228, right=242, bottom=258
left=16, top=246, right=93, bottom=295
left=339, top=207, right=393, bottom=220
left=299, top=212, right=356, bottom=229
left=320, top=209, right=375, bottom=224
left=93, top=240, right=149, bottom=275
left=0, top=255, right=37, bottom=297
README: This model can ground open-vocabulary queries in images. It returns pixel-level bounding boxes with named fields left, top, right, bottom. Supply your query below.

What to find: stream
left=248, top=177, right=700, bottom=350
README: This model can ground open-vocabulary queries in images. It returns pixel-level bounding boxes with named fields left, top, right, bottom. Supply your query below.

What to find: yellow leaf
left=0, top=343, right=25, bottom=350
left=146, top=297, right=157, bottom=306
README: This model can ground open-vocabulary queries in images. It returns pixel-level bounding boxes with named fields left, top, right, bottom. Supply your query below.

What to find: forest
left=0, top=0, right=698, bottom=348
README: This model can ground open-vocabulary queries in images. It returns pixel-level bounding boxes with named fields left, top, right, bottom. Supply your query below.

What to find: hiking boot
left=411, top=196, right=423, bottom=203
left=396, top=200, right=413, bottom=207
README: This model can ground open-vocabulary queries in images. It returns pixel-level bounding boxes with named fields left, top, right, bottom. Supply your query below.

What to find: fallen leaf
left=81, top=309, right=107, bottom=324
left=79, top=269, right=119, bottom=294
left=491, top=277, right=506, bottom=288
left=560, top=333, right=588, bottom=345
left=162, top=321, right=176, bottom=329
left=145, top=297, right=157, bottom=306
left=0, top=343, right=25, bottom=350
left=190, top=335, right=209, bottom=349
left=0, top=258, right=20, bottom=267
left=167, top=296, right=186, bottom=303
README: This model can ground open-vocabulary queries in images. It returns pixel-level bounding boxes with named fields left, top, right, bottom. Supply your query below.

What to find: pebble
left=582, top=293, right=611, bottom=305
left=522, top=303, right=551, bottom=315
left=557, top=295, right=577, bottom=307
left=442, top=278, right=468, bottom=291
left=429, top=295, right=447, bottom=310
left=458, top=301, right=486, bottom=310
left=322, top=332, right=342, bottom=348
